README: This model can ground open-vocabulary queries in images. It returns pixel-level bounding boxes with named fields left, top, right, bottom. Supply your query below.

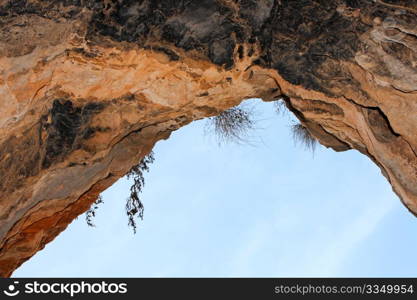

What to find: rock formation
left=0, top=0, right=416, bottom=277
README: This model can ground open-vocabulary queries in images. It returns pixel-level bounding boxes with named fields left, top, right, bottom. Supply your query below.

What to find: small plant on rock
left=125, top=152, right=155, bottom=233
left=85, top=152, right=155, bottom=233
left=208, top=107, right=255, bottom=144
left=291, top=123, right=318, bottom=152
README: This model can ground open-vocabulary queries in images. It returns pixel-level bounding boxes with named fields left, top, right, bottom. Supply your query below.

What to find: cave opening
left=14, top=99, right=414, bottom=277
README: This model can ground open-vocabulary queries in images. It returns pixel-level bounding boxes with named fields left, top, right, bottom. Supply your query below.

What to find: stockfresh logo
left=3, top=280, right=128, bottom=297
left=3, top=281, right=20, bottom=297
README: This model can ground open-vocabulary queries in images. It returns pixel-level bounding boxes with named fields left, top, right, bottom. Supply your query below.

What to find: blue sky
left=14, top=99, right=417, bottom=277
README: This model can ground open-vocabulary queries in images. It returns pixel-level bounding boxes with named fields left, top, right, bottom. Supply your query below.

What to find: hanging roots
left=85, top=195, right=104, bottom=227
left=125, top=152, right=155, bottom=234
left=292, top=123, right=318, bottom=152
left=209, top=107, right=255, bottom=143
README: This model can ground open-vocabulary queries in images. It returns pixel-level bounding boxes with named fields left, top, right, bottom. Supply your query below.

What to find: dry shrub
left=292, top=123, right=317, bottom=152
left=209, top=107, right=255, bottom=144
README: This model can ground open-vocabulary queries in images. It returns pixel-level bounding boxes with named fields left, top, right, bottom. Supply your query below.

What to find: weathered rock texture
left=0, top=0, right=416, bottom=277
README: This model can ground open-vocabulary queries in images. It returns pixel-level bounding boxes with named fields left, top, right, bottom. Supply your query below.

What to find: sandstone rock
left=0, top=0, right=416, bottom=277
